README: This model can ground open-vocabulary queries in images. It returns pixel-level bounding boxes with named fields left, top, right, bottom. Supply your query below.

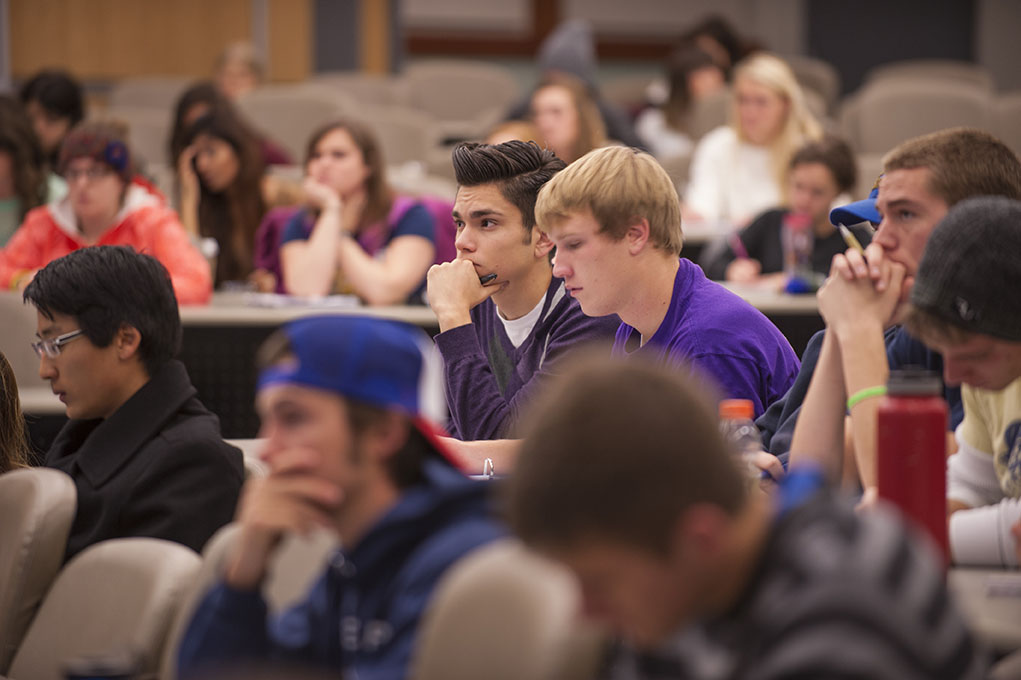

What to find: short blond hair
left=536, top=146, right=683, bottom=255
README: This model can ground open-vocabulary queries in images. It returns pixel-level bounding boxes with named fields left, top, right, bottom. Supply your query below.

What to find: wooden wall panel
left=267, top=0, right=311, bottom=81
left=9, top=0, right=310, bottom=82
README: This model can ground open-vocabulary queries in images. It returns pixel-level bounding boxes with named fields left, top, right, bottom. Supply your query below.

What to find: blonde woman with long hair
left=684, top=52, right=821, bottom=226
left=530, top=73, right=607, bottom=164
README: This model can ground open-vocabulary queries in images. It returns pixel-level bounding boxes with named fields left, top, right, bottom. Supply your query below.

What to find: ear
left=363, top=411, right=411, bottom=464
left=667, top=503, right=730, bottom=568
left=533, top=228, right=555, bottom=258
left=115, top=324, right=142, bottom=361
left=624, top=218, right=651, bottom=256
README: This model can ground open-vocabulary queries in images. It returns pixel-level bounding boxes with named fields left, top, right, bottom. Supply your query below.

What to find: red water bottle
left=877, top=369, right=949, bottom=564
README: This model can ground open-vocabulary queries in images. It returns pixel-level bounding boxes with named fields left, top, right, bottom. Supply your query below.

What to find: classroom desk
left=949, top=568, right=1021, bottom=652
left=17, top=288, right=821, bottom=440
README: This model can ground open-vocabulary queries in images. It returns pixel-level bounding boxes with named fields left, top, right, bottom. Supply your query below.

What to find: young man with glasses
left=25, top=245, right=242, bottom=562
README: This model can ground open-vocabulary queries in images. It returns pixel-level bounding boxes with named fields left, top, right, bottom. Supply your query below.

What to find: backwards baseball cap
left=258, top=315, right=464, bottom=469
left=910, top=196, right=1021, bottom=342
left=830, top=184, right=880, bottom=227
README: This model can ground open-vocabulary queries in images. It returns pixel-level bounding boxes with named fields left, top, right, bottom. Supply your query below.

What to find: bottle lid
left=719, top=399, right=754, bottom=420
left=886, top=367, right=943, bottom=396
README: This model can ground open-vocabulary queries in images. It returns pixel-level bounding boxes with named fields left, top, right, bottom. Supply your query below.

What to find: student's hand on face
left=226, top=447, right=342, bottom=589
left=302, top=177, right=342, bottom=212
left=725, top=257, right=762, bottom=284
left=427, top=259, right=506, bottom=330
left=177, top=145, right=200, bottom=198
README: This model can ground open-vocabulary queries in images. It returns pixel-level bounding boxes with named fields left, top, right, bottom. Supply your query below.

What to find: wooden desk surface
left=180, top=293, right=439, bottom=328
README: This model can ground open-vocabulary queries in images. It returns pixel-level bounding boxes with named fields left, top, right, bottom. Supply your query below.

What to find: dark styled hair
left=23, top=246, right=182, bottom=376
left=0, top=350, right=30, bottom=472
left=789, top=134, right=858, bottom=194
left=304, top=119, right=392, bottom=225
left=184, top=109, right=267, bottom=284
left=0, top=95, right=48, bottom=220
left=507, top=352, right=744, bottom=555
left=883, top=128, right=1021, bottom=207
left=451, top=140, right=566, bottom=232
left=256, top=330, right=426, bottom=489
left=19, top=70, right=85, bottom=127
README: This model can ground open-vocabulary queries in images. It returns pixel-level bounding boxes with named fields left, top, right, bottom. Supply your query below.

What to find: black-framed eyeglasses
left=31, top=329, right=84, bottom=358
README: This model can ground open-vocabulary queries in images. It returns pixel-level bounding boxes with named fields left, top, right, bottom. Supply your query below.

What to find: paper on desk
left=242, top=293, right=362, bottom=308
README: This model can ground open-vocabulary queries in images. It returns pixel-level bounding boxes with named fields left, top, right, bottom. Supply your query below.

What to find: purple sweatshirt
left=435, top=277, right=619, bottom=439
left=612, top=258, right=800, bottom=418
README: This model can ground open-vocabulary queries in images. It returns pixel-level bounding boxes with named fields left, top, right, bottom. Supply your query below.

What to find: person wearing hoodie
left=177, top=315, right=504, bottom=680
left=0, top=122, right=212, bottom=304
left=506, top=19, right=645, bottom=151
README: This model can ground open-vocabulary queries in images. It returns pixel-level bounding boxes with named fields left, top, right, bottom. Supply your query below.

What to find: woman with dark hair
left=19, top=69, right=85, bottom=167
left=702, top=135, right=872, bottom=287
left=0, top=349, right=30, bottom=473
left=0, top=95, right=66, bottom=245
left=169, top=81, right=290, bottom=173
left=276, top=119, right=437, bottom=304
left=636, top=44, right=726, bottom=160
left=177, top=108, right=269, bottom=286
left=0, top=121, right=211, bottom=304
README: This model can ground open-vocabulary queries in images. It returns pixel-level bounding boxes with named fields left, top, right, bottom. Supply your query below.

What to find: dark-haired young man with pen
left=426, top=141, right=618, bottom=471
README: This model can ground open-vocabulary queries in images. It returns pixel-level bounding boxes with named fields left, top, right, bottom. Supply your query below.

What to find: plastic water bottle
left=781, top=212, right=817, bottom=294
left=877, top=369, right=949, bottom=565
left=719, top=399, right=762, bottom=481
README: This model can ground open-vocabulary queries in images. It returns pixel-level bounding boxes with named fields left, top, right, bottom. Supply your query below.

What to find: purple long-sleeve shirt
left=435, top=277, right=619, bottom=439
left=612, top=258, right=800, bottom=418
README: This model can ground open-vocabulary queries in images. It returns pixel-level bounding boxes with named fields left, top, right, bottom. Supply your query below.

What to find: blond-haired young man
left=536, top=145, right=799, bottom=416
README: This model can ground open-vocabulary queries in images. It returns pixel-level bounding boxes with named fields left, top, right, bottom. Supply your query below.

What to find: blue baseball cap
left=258, top=315, right=464, bottom=468
left=829, top=185, right=880, bottom=226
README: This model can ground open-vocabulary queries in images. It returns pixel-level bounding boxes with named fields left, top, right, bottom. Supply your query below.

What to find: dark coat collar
left=47, top=360, right=198, bottom=487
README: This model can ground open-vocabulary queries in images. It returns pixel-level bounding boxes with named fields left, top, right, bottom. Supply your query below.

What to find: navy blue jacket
left=176, top=457, right=503, bottom=680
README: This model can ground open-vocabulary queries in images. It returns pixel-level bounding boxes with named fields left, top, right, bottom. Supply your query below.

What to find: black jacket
left=45, top=360, right=243, bottom=562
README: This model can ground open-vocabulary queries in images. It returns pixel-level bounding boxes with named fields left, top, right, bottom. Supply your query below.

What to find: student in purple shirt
left=427, top=141, right=619, bottom=471
left=536, top=145, right=800, bottom=417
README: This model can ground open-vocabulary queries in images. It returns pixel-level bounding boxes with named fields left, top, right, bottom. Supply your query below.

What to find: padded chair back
left=0, top=468, right=76, bottom=673
left=357, top=105, right=440, bottom=166
left=98, top=105, right=174, bottom=168
left=847, top=79, right=991, bottom=154
left=8, top=538, right=200, bottom=680
left=402, top=60, right=520, bottom=125
left=160, top=524, right=339, bottom=680
left=0, top=292, right=45, bottom=389
left=410, top=539, right=607, bottom=680
left=311, top=71, right=409, bottom=107
left=225, top=438, right=268, bottom=478
left=236, top=84, right=355, bottom=161
left=786, top=54, right=842, bottom=114
left=992, top=92, right=1021, bottom=158
left=108, top=76, right=193, bottom=110
left=865, top=59, right=994, bottom=91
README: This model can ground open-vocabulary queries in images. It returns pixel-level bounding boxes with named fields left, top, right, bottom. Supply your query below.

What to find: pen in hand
left=479, top=273, right=497, bottom=285
left=838, top=223, right=865, bottom=254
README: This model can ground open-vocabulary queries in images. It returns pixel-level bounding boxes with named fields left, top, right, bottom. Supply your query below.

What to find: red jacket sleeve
left=139, top=207, right=213, bottom=305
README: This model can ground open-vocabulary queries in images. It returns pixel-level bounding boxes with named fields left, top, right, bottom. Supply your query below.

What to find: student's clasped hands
left=818, top=243, right=907, bottom=333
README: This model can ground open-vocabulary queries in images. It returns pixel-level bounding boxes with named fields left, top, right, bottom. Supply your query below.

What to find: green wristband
left=847, top=385, right=887, bottom=411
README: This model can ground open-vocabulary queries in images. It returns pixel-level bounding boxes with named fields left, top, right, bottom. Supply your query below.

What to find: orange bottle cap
left=719, top=399, right=754, bottom=420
